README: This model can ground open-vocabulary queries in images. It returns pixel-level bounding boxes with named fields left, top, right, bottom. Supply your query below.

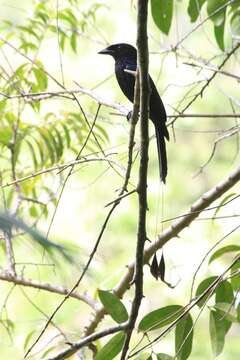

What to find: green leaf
left=53, top=126, right=64, bottom=159
left=151, top=0, right=173, bottom=35
left=26, top=139, right=38, bottom=169
left=207, top=0, right=228, bottom=26
left=215, top=280, right=234, bottom=304
left=95, top=123, right=109, bottom=143
left=60, top=31, right=67, bottom=51
left=209, top=245, right=240, bottom=264
left=24, top=330, right=36, bottom=351
left=3, top=318, right=14, bottom=331
left=70, top=32, right=77, bottom=53
left=207, top=0, right=228, bottom=49
left=213, top=303, right=238, bottom=323
left=195, top=276, right=218, bottom=307
left=213, top=193, right=236, bottom=219
left=230, top=260, right=240, bottom=290
left=37, top=128, right=55, bottom=164
left=0, top=127, right=12, bottom=146
left=230, top=0, right=240, bottom=11
left=18, top=26, right=41, bottom=41
left=40, top=346, right=56, bottom=359
left=98, top=290, right=128, bottom=323
left=94, top=332, right=125, bottom=360
left=214, top=18, right=225, bottom=51
left=157, top=354, right=174, bottom=360
left=30, top=205, right=38, bottom=218
left=230, top=11, right=240, bottom=36
left=61, top=123, right=71, bottom=147
left=58, top=8, right=77, bottom=27
left=175, top=313, right=193, bottom=360
left=187, top=0, right=206, bottom=22
left=0, top=212, right=72, bottom=262
left=138, top=305, right=183, bottom=332
left=209, top=309, right=231, bottom=357
left=33, top=67, right=48, bottom=91
left=0, top=99, right=6, bottom=112
left=237, top=304, right=240, bottom=322
left=30, top=135, right=45, bottom=166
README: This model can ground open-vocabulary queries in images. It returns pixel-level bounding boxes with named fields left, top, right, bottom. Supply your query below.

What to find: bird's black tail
left=154, top=124, right=168, bottom=184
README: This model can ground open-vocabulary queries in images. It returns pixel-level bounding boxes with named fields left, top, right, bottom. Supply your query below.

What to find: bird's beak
left=98, top=47, right=114, bottom=56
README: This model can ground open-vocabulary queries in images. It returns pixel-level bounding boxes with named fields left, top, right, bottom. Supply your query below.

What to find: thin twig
left=169, top=41, right=240, bottom=126
left=0, top=272, right=98, bottom=309
left=129, top=255, right=240, bottom=357
left=47, top=323, right=128, bottom=360
left=0, top=157, right=120, bottom=189
left=184, top=61, right=240, bottom=82
left=121, top=1, right=149, bottom=358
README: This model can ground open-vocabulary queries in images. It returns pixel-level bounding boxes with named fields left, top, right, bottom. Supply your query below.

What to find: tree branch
left=0, top=272, right=98, bottom=310
left=83, top=164, right=240, bottom=339
left=169, top=41, right=240, bottom=126
left=120, top=1, right=150, bottom=358
left=47, top=323, right=127, bottom=360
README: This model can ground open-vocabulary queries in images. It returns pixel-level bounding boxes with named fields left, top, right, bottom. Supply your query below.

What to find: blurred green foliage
left=0, top=0, right=239, bottom=359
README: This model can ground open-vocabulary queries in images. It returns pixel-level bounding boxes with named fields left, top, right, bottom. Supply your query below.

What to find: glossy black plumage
left=99, top=43, right=169, bottom=183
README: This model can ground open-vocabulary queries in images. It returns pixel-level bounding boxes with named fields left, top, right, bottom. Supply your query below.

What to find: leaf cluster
left=151, top=0, right=240, bottom=50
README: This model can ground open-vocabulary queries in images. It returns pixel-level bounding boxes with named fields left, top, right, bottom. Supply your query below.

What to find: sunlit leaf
left=0, top=127, right=12, bottom=146
left=98, top=290, right=128, bottom=323
left=70, top=32, right=77, bottom=53
left=213, top=303, right=238, bottom=323
left=18, top=26, right=41, bottom=41
left=138, top=305, right=183, bottom=332
left=53, top=126, right=64, bottom=159
left=94, top=332, right=125, bottom=360
left=209, top=309, right=231, bottom=357
left=209, top=245, right=240, bottom=264
left=29, top=205, right=38, bottom=218
left=230, top=10, right=240, bottom=37
left=26, top=139, right=38, bottom=169
left=33, top=67, right=48, bottom=91
left=237, top=304, right=240, bottom=322
left=195, top=276, right=218, bottom=307
left=215, top=280, right=234, bottom=304
left=61, top=123, right=71, bottom=147
left=157, top=354, right=174, bottom=360
left=38, top=128, right=55, bottom=164
left=175, top=313, right=193, bottom=360
left=188, top=0, right=206, bottom=22
left=213, top=193, right=237, bottom=219
left=0, top=212, right=72, bottom=262
left=151, top=0, right=173, bottom=35
left=0, top=99, right=6, bottom=112
left=214, top=19, right=225, bottom=50
left=24, top=330, right=36, bottom=351
left=230, top=260, right=240, bottom=290
left=207, top=0, right=228, bottom=26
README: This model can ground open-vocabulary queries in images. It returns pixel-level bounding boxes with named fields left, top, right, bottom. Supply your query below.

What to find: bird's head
left=98, top=43, right=137, bottom=61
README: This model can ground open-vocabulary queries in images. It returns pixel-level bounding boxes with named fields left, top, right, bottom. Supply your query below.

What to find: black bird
left=98, top=43, right=169, bottom=183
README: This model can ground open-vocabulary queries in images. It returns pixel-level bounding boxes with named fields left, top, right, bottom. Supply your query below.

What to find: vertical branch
left=121, top=0, right=150, bottom=358
left=3, top=100, right=23, bottom=276
left=4, top=229, right=15, bottom=275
